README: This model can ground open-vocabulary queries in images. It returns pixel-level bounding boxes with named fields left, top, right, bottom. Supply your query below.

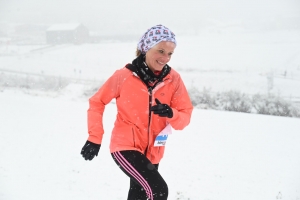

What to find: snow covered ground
left=1, top=30, right=300, bottom=199
left=0, top=89, right=300, bottom=200
left=1, top=30, right=300, bottom=98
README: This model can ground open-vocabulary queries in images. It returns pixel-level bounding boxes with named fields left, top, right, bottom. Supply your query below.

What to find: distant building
left=46, top=23, right=89, bottom=44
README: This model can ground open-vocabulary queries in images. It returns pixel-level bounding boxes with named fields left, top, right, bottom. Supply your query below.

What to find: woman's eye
left=159, top=50, right=164, bottom=53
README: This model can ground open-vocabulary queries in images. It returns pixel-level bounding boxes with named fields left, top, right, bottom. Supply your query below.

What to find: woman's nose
left=162, top=54, right=171, bottom=62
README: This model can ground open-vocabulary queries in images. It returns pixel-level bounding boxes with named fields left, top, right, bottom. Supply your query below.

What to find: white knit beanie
left=137, top=24, right=176, bottom=54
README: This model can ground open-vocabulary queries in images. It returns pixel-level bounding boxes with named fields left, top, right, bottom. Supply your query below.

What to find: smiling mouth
left=157, top=61, right=165, bottom=65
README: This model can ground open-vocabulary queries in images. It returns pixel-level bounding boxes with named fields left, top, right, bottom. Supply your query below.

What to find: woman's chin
left=154, top=65, right=164, bottom=70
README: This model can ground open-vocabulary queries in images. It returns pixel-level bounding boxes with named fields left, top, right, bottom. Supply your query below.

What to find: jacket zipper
left=131, top=71, right=170, bottom=159
left=144, top=81, right=168, bottom=159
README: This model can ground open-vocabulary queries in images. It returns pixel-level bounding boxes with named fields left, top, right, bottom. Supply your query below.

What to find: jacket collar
left=127, top=54, right=171, bottom=88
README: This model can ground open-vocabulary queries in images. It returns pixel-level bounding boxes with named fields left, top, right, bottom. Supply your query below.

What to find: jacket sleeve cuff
left=168, top=108, right=179, bottom=121
left=87, top=134, right=103, bottom=145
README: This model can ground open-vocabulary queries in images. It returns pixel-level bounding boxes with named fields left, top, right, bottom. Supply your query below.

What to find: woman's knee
left=152, top=179, right=168, bottom=200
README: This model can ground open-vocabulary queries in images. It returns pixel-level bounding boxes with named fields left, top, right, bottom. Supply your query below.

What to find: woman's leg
left=127, top=164, right=159, bottom=199
left=111, top=150, right=168, bottom=200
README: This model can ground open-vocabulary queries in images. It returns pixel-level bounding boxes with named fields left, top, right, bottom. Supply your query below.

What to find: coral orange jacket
left=87, top=66, right=193, bottom=164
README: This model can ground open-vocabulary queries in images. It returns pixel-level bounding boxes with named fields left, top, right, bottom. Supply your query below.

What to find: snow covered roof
left=46, top=23, right=82, bottom=31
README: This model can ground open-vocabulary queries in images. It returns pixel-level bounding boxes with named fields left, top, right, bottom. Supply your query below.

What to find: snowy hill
left=1, top=30, right=300, bottom=98
left=1, top=29, right=300, bottom=199
left=0, top=89, right=299, bottom=200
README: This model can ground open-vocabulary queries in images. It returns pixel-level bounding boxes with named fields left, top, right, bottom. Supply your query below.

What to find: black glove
left=80, top=140, right=101, bottom=161
left=150, top=98, right=173, bottom=118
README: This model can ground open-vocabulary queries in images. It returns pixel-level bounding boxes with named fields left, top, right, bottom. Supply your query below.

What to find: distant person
left=80, top=24, right=193, bottom=200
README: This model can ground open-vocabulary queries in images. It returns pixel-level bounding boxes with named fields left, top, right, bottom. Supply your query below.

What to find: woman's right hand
left=80, top=140, right=101, bottom=161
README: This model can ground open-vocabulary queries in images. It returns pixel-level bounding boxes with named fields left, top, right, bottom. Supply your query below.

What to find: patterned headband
left=137, top=24, right=176, bottom=54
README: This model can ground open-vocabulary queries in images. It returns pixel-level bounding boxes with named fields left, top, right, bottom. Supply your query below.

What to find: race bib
left=154, top=124, right=172, bottom=146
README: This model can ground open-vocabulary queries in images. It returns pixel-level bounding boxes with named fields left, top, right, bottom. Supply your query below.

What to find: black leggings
left=111, top=150, right=168, bottom=200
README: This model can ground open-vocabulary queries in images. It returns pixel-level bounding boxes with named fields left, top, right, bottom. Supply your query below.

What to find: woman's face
left=145, top=41, right=176, bottom=72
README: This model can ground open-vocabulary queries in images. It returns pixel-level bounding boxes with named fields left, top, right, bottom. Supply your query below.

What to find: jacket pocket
left=132, top=127, right=136, bottom=147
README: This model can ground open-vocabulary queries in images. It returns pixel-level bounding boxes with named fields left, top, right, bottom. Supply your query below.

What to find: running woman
left=81, top=24, right=193, bottom=200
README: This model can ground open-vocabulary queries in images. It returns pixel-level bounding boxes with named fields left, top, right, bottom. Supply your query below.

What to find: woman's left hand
left=150, top=98, right=173, bottom=118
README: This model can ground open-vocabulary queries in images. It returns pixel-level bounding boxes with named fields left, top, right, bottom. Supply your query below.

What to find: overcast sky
left=0, top=0, right=300, bottom=32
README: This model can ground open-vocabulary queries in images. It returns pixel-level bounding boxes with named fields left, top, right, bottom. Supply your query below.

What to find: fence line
left=0, top=68, right=101, bottom=84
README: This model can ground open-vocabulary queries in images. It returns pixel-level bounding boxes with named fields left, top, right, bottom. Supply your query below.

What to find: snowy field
left=1, top=30, right=300, bottom=199
left=0, top=89, right=300, bottom=200
left=1, top=30, right=300, bottom=98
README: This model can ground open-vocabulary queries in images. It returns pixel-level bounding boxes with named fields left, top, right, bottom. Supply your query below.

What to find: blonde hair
left=136, top=48, right=142, bottom=57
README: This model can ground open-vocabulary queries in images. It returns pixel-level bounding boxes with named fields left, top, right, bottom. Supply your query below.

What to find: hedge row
left=189, top=87, right=300, bottom=118
left=1, top=72, right=299, bottom=118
